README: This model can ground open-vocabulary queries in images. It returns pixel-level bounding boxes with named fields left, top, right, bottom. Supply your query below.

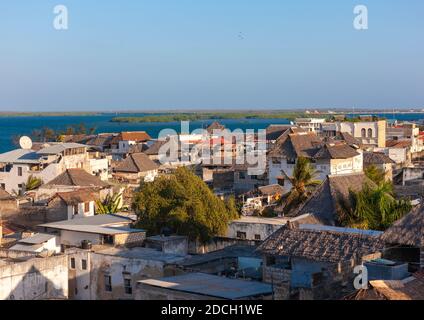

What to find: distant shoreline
left=1, top=110, right=424, bottom=120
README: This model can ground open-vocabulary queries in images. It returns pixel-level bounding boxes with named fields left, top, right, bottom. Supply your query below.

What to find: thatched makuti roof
left=381, top=205, right=424, bottom=247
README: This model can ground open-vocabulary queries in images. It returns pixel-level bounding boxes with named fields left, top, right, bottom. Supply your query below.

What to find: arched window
left=361, top=129, right=366, bottom=138
left=368, top=128, right=373, bottom=138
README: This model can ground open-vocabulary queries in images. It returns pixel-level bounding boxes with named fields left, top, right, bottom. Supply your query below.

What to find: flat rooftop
left=178, top=245, right=259, bottom=267
left=232, top=216, right=288, bottom=226
left=138, top=273, right=273, bottom=299
left=93, top=246, right=187, bottom=264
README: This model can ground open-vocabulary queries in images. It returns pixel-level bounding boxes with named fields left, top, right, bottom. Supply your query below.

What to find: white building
left=322, top=120, right=386, bottom=148
left=10, top=233, right=61, bottom=254
left=39, top=214, right=145, bottom=248
left=0, top=143, right=109, bottom=194
left=110, top=131, right=151, bottom=159
left=294, top=118, right=327, bottom=134
left=268, top=132, right=363, bottom=190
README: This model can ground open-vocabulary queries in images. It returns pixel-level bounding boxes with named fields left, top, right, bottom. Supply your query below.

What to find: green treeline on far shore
left=111, top=112, right=329, bottom=123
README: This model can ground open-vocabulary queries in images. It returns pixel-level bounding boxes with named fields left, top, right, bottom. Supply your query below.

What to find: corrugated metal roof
left=0, top=149, right=41, bottom=164
left=37, top=143, right=87, bottom=155
left=19, top=233, right=56, bottom=244
left=39, top=214, right=143, bottom=235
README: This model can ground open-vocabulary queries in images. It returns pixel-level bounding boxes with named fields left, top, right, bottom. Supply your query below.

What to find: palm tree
left=340, top=182, right=411, bottom=231
left=96, top=192, right=126, bottom=214
left=282, top=157, right=321, bottom=214
left=24, top=175, right=43, bottom=191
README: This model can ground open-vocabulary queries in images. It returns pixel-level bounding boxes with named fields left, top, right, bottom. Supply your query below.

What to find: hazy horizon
left=1, top=1, right=423, bottom=112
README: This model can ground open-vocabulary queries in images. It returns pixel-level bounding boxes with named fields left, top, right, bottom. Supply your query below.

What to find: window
left=17, top=167, right=23, bottom=177
left=103, top=235, right=114, bottom=245
left=81, top=259, right=87, bottom=270
left=73, top=205, right=79, bottom=215
left=266, top=256, right=276, bottom=266
left=239, top=172, right=246, bottom=180
left=277, top=178, right=285, bottom=187
left=255, top=234, right=261, bottom=240
left=368, top=128, right=373, bottom=138
left=361, top=129, right=366, bottom=138
left=236, top=231, right=247, bottom=240
left=0, top=183, right=5, bottom=190
left=124, top=278, right=132, bottom=295
left=250, top=175, right=258, bottom=180
left=84, top=202, right=90, bottom=213
left=104, top=275, right=112, bottom=292
left=70, top=258, right=76, bottom=269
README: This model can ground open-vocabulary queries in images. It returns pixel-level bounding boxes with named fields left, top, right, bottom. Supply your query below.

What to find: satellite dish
left=19, top=136, right=33, bottom=150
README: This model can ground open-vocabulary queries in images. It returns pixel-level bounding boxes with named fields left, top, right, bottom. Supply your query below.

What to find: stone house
left=47, top=190, right=98, bottom=220
left=35, top=168, right=111, bottom=202
left=0, top=249, right=68, bottom=300
left=257, top=223, right=384, bottom=300
left=113, top=153, right=159, bottom=184
left=67, top=246, right=186, bottom=300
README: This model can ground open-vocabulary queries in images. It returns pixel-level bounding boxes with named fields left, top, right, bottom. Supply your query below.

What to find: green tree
left=96, top=192, right=125, bottom=214
left=133, top=167, right=239, bottom=242
left=282, top=157, right=321, bottom=214
left=339, top=182, right=411, bottom=231
left=364, top=165, right=386, bottom=185
left=24, top=175, right=43, bottom=191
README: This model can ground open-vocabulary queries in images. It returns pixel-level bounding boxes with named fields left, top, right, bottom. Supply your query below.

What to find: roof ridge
left=130, top=153, right=141, bottom=172
left=67, top=169, right=77, bottom=185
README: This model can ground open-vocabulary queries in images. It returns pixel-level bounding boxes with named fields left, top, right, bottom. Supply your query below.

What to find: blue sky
left=0, top=0, right=423, bottom=111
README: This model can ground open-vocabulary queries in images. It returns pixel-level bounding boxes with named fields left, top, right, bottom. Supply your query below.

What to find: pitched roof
left=386, top=140, right=412, bottom=148
left=54, top=190, right=98, bottom=205
left=128, top=144, right=149, bottom=154
left=206, top=122, right=226, bottom=134
left=119, top=131, right=151, bottom=142
left=269, top=133, right=322, bottom=159
left=258, top=184, right=285, bottom=196
left=265, top=125, right=300, bottom=141
left=338, top=132, right=363, bottom=147
left=313, top=143, right=360, bottom=160
left=44, top=169, right=109, bottom=188
left=363, top=152, right=395, bottom=165
left=114, top=153, right=159, bottom=173
left=257, top=224, right=384, bottom=263
left=144, top=140, right=168, bottom=156
left=85, top=134, right=116, bottom=147
left=381, top=205, right=424, bottom=247
left=294, top=173, right=376, bottom=226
